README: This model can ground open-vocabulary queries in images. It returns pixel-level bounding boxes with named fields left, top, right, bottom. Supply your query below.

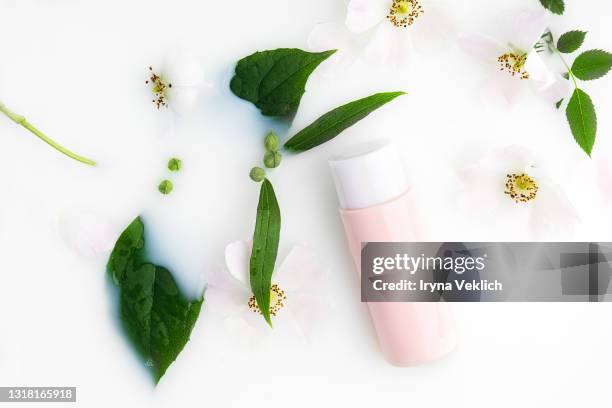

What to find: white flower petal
left=286, top=293, right=328, bottom=341
left=158, top=50, right=208, bottom=114
left=169, top=86, right=201, bottom=115
left=225, top=241, right=251, bottom=285
left=525, top=51, right=555, bottom=88
left=243, top=307, right=276, bottom=332
left=275, top=245, right=325, bottom=292
left=205, top=263, right=251, bottom=317
left=506, top=8, right=549, bottom=53
left=410, top=4, right=456, bottom=53
left=162, top=49, right=205, bottom=87
left=458, top=33, right=505, bottom=62
left=222, top=315, right=261, bottom=347
left=481, top=145, right=534, bottom=173
left=480, top=71, right=528, bottom=107
left=205, top=284, right=249, bottom=317
left=59, top=212, right=114, bottom=257
left=530, top=182, right=579, bottom=238
left=455, top=159, right=511, bottom=219
left=364, top=22, right=412, bottom=67
left=346, top=0, right=388, bottom=33
left=533, top=75, right=571, bottom=104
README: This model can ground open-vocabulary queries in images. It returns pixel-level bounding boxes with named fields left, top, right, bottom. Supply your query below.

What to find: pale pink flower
left=206, top=241, right=327, bottom=342
left=459, top=8, right=569, bottom=106
left=309, top=0, right=454, bottom=69
left=455, top=146, right=579, bottom=238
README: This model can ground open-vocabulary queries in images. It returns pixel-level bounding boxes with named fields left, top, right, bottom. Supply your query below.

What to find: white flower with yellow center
left=455, top=146, right=579, bottom=238
left=459, top=8, right=569, bottom=106
left=205, top=241, right=327, bottom=342
left=145, top=50, right=211, bottom=115
left=308, top=0, right=454, bottom=69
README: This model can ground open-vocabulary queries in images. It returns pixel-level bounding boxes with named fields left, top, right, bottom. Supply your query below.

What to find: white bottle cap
left=329, top=140, right=408, bottom=210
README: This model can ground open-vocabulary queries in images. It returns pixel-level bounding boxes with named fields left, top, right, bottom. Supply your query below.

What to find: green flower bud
left=168, top=157, right=182, bottom=172
left=158, top=179, right=174, bottom=195
left=264, top=131, right=280, bottom=152
left=249, top=166, right=266, bottom=182
left=264, top=151, right=282, bottom=169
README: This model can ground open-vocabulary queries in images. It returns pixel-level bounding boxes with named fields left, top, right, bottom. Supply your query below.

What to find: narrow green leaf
left=249, top=179, right=281, bottom=326
left=572, top=50, right=612, bottom=80
left=555, top=98, right=564, bottom=109
left=107, top=216, right=203, bottom=384
left=556, top=30, right=587, bottom=53
left=539, top=0, right=565, bottom=14
left=566, top=88, right=597, bottom=156
left=230, top=48, right=336, bottom=117
left=284, top=92, right=406, bottom=153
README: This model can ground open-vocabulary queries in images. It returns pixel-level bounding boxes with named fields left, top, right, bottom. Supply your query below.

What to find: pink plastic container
left=330, top=141, right=456, bottom=366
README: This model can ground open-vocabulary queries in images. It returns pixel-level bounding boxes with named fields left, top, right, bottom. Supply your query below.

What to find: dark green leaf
left=566, top=88, right=597, bottom=156
left=284, top=92, right=405, bottom=152
left=230, top=48, right=336, bottom=117
left=556, top=30, right=587, bottom=53
left=555, top=98, right=564, bottom=109
left=539, top=0, right=565, bottom=14
left=107, top=216, right=203, bottom=384
left=572, top=49, right=612, bottom=80
left=121, top=264, right=202, bottom=382
left=249, top=179, right=281, bottom=326
left=107, top=217, right=145, bottom=284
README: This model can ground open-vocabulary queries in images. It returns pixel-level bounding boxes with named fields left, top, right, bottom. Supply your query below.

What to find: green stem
left=0, top=101, right=96, bottom=166
left=549, top=42, right=579, bottom=89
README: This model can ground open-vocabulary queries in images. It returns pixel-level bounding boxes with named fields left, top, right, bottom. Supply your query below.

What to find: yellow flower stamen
left=505, top=173, right=539, bottom=203
left=387, top=0, right=424, bottom=28
left=497, top=52, right=530, bottom=80
left=248, top=284, right=287, bottom=317
left=146, top=66, right=172, bottom=109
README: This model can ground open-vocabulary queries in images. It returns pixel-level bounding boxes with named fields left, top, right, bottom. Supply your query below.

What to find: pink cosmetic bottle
left=330, top=141, right=456, bottom=366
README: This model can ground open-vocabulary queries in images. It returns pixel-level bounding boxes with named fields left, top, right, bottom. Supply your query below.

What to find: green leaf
left=539, top=0, right=565, bottom=14
left=572, top=49, right=612, bottom=80
left=555, top=98, right=564, bottom=109
left=284, top=92, right=405, bottom=152
left=107, top=217, right=203, bottom=384
left=107, top=217, right=145, bottom=284
left=249, top=179, right=281, bottom=326
left=566, top=88, right=597, bottom=156
left=556, top=31, right=587, bottom=53
left=230, top=48, right=336, bottom=117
